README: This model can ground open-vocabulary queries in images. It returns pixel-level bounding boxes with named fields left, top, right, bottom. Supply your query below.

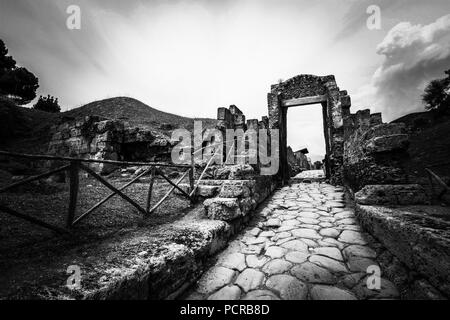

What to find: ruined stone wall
left=48, top=116, right=174, bottom=174
left=293, top=151, right=311, bottom=171
left=342, top=109, right=411, bottom=191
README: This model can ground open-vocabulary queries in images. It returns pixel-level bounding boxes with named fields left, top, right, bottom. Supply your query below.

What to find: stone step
left=175, top=184, right=220, bottom=198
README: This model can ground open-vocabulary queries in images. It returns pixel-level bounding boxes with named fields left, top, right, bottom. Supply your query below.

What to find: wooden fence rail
left=0, top=150, right=197, bottom=234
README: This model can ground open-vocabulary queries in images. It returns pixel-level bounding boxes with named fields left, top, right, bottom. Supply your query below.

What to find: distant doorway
left=287, top=103, right=327, bottom=175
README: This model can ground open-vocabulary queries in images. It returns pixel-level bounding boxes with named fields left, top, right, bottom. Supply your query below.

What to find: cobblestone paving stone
left=186, top=180, right=399, bottom=300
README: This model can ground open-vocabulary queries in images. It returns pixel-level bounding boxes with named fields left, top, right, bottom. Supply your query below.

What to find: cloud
left=354, top=14, right=450, bottom=121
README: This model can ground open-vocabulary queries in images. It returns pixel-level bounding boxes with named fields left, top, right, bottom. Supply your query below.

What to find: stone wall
left=342, top=109, right=411, bottom=192
left=48, top=116, right=175, bottom=174
left=356, top=204, right=450, bottom=299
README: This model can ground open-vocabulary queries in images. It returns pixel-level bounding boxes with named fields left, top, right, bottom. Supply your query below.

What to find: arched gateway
left=267, top=74, right=351, bottom=185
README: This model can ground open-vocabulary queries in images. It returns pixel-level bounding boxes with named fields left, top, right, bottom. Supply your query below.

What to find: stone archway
left=267, top=74, right=351, bottom=185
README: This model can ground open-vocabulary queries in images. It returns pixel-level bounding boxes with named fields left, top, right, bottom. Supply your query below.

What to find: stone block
left=215, top=164, right=255, bottom=180
left=96, top=131, right=114, bottom=142
left=176, top=184, right=219, bottom=198
left=234, top=114, right=246, bottom=128
left=355, top=184, right=428, bottom=205
left=365, top=134, right=409, bottom=153
left=341, top=95, right=351, bottom=108
left=246, top=119, right=259, bottom=130
left=219, top=181, right=252, bottom=198
left=355, top=204, right=450, bottom=297
left=217, top=107, right=232, bottom=123
left=370, top=113, right=382, bottom=126
left=204, top=198, right=243, bottom=221
left=229, top=105, right=243, bottom=115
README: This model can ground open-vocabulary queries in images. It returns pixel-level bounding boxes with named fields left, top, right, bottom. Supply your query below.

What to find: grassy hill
left=63, top=97, right=216, bottom=132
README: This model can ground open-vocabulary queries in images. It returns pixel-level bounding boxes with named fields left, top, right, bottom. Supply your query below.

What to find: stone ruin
left=263, top=74, right=427, bottom=205
left=48, top=115, right=176, bottom=174
left=46, top=74, right=426, bottom=207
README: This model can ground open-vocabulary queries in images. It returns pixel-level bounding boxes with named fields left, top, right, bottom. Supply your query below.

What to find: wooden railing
left=0, top=150, right=195, bottom=234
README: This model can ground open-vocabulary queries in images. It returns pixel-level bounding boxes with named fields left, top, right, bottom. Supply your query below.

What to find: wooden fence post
left=189, top=146, right=195, bottom=199
left=67, top=160, right=80, bottom=227
left=146, top=166, right=156, bottom=214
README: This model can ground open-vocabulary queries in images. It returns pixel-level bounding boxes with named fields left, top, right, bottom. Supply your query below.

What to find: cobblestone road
left=186, top=180, right=399, bottom=300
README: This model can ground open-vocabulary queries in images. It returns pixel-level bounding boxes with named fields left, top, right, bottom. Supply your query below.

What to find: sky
left=1, top=0, right=450, bottom=161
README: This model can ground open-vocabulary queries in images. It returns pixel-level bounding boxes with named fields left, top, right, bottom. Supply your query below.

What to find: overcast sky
left=1, top=0, right=450, bottom=161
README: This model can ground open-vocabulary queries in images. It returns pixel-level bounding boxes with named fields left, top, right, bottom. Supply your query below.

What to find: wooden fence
left=0, top=150, right=197, bottom=234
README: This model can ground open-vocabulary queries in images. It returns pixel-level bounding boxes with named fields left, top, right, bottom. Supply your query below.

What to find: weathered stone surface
left=346, top=256, right=377, bottom=273
left=338, top=230, right=367, bottom=245
left=265, top=218, right=281, bottom=227
left=235, top=269, right=265, bottom=292
left=300, top=238, right=319, bottom=248
left=215, top=164, right=255, bottom=180
left=313, top=247, right=343, bottom=261
left=218, top=253, right=247, bottom=272
left=356, top=204, right=450, bottom=296
left=197, top=266, right=235, bottom=294
left=262, top=259, right=292, bottom=275
left=299, top=212, right=320, bottom=219
left=285, top=251, right=309, bottom=264
left=336, top=218, right=357, bottom=226
left=265, top=246, right=287, bottom=258
left=309, top=255, right=348, bottom=273
left=319, top=222, right=334, bottom=228
left=343, top=245, right=376, bottom=260
left=248, top=228, right=261, bottom=237
left=241, top=245, right=263, bottom=255
left=260, top=231, right=276, bottom=237
left=291, top=228, right=322, bottom=239
left=334, top=211, right=354, bottom=220
left=273, top=231, right=291, bottom=241
left=246, top=255, right=270, bottom=268
left=282, top=219, right=301, bottom=227
left=219, top=181, right=252, bottom=198
left=365, top=134, right=409, bottom=153
left=353, top=278, right=399, bottom=299
left=266, top=275, right=308, bottom=300
left=280, top=239, right=309, bottom=252
left=208, top=285, right=241, bottom=300
left=291, top=262, right=335, bottom=284
left=242, top=236, right=265, bottom=246
left=310, top=285, right=357, bottom=300
left=355, top=184, right=428, bottom=205
left=340, top=273, right=366, bottom=289
left=242, top=290, right=280, bottom=300
left=298, top=218, right=320, bottom=225
left=319, top=228, right=340, bottom=238
left=204, top=198, right=242, bottom=221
